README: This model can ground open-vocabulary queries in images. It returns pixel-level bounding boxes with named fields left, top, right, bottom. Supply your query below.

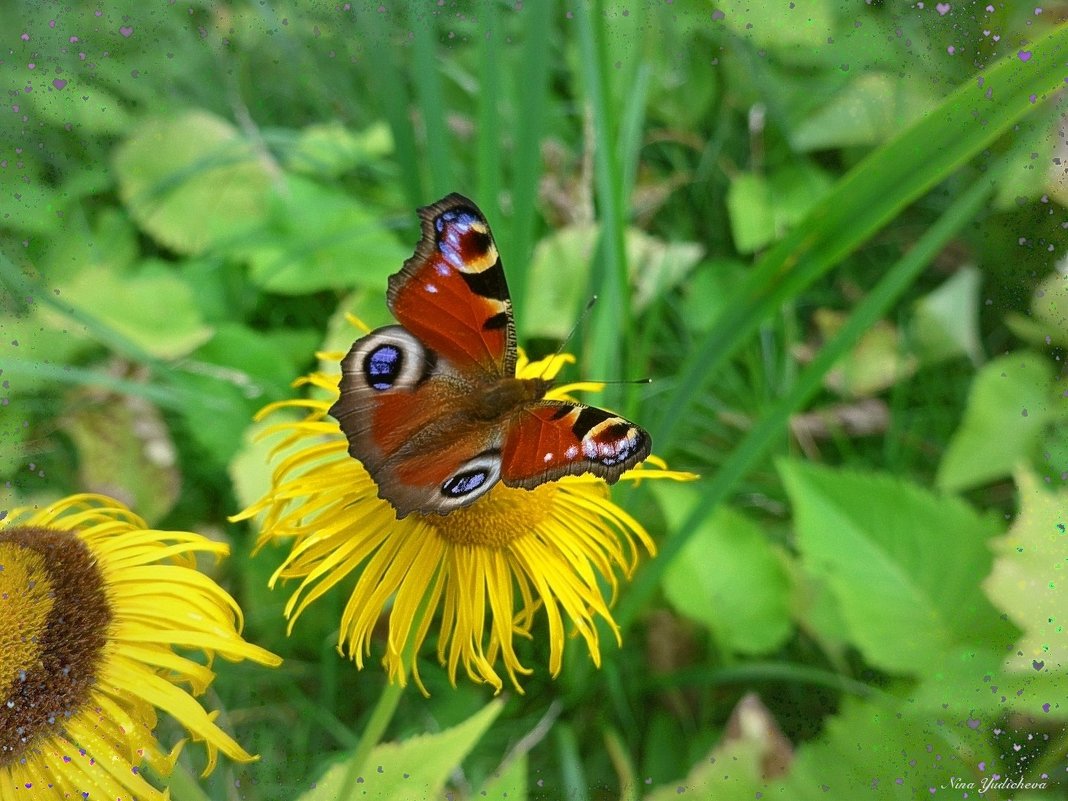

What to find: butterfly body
left=330, top=194, right=651, bottom=518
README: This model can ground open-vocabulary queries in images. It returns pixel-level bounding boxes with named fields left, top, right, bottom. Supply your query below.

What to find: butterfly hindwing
left=387, top=193, right=517, bottom=378
left=329, top=325, right=508, bottom=517
left=500, top=401, right=652, bottom=488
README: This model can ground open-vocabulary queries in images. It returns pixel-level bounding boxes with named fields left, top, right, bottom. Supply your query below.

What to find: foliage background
left=2, top=1, right=1067, bottom=799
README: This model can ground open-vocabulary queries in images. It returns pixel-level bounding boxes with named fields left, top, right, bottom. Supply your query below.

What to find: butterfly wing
left=500, top=401, right=652, bottom=488
left=387, top=193, right=517, bottom=379
left=329, top=325, right=508, bottom=518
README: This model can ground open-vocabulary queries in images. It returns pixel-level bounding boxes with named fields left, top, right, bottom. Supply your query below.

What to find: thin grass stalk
left=508, top=0, right=553, bottom=318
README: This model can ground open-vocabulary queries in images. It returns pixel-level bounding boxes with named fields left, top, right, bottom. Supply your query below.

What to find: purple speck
left=20, top=32, right=29, bottom=41
left=978, top=761, right=986, bottom=771
left=1033, top=659, right=1044, bottom=670
left=69, top=35, right=79, bottom=43
left=986, top=3, right=994, bottom=9
left=967, top=718, right=980, bottom=729
left=1030, top=93, right=1037, bottom=103
left=52, top=79, right=67, bottom=90
left=1018, top=49, right=1031, bottom=60
left=1043, top=703, right=1051, bottom=712
left=119, top=25, right=133, bottom=37
left=936, top=2, right=950, bottom=13
left=947, top=45, right=956, bottom=54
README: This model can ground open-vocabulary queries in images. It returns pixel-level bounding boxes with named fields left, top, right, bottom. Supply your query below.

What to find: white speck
left=543, top=452, right=554, bottom=463
left=425, top=283, right=438, bottom=293
left=565, top=445, right=578, bottom=460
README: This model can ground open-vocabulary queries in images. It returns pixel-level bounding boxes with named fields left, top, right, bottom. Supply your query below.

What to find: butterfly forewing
left=387, top=193, right=517, bottom=379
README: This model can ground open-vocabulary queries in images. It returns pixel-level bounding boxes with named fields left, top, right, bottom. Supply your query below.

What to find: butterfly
left=329, top=193, right=652, bottom=518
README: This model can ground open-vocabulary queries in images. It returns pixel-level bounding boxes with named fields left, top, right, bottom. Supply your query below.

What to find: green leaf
left=726, top=164, right=833, bottom=254
left=714, top=0, right=834, bottom=50
left=643, top=721, right=764, bottom=801
left=478, top=753, right=527, bottom=801
left=817, top=312, right=917, bottom=398
left=243, top=175, right=408, bottom=295
left=909, top=266, right=983, bottom=365
left=25, top=80, right=133, bottom=134
left=60, top=393, right=180, bottom=524
left=791, top=73, right=938, bottom=152
left=50, top=260, right=213, bottom=360
left=768, top=697, right=980, bottom=799
left=299, top=701, right=502, bottom=801
left=286, top=120, right=393, bottom=178
left=114, top=110, right=274, bottom=254
left=781, top=459, right=1015, bottom=674
left=936, top=352, right=1054, bottom=492
left=658, top=484, right=793, bottom=655
left=985, top=468, right=1068, bottom=678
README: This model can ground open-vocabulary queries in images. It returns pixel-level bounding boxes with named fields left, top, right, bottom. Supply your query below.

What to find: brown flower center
left=0, top=526, right=112, bottom=766
left=426, top=482, right=556, bottom=547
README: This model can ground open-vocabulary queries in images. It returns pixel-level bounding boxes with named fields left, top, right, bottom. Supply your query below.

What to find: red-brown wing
left=387, top=193, right=516, bottom=379
left=500, top=401, right=652, bottom=488
left=329, top=326, right=509, bottom=518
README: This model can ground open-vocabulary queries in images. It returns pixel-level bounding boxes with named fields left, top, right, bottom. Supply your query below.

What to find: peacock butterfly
left=329, top=193, right=652, bottom=518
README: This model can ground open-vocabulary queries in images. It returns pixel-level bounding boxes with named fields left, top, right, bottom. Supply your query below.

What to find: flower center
left=426, top=482, right=557, bottom=548
left=0, top=527, right=113, bottom=766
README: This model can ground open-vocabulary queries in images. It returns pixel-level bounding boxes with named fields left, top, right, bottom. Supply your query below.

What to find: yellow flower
left=233, top=349, right=694, bottom=693
left=0, top=494, right=281, bottom=801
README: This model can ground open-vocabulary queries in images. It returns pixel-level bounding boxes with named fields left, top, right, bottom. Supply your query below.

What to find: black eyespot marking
left=468, top=229, right=493, bottom=255
left=442, top=469, right=488, bottom=497
left=363, top=344, right=403, bottom=391
left=483, top=311, right=509, bottom=330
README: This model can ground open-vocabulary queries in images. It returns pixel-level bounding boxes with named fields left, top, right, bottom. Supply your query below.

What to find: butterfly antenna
left=537, top=295, right=599, bottom=380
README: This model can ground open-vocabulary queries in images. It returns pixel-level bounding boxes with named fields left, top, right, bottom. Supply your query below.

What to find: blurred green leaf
left=114, top=110, right=275, bottom=254
left=60, top=392, right=179, bottom=523
left=300, top=700, right=502, bottom=801
left=643, top=721, right=763, bottom=801
left=817, top=312, right=917, bottom=398
left=1005, top=270, right=1068, bottom=349
left=243, top=175, right=407, bottom=295
left=985, top=468, right=1068, bottom=678
left=768, top=697, right=981, bottom=799
left=726, top=164, right=833, bottom=254
left=50, top=260, right=213, bottom=360
left=24, top=80, right=133, bottom=134
left=936, top=352, right=1054, bottom=492
left=478, top=753, right=527, bottom=801
left=658, top=483, right=793, bottom=656
left=791, top=73, right=937, bottom=152
left=781, top=459, right=1015, bottom=674
left=909, top=266, right=983, bottom=365
left=286, top=121, right=394, bottom=179
left=715, top=0, right=834, bottom=50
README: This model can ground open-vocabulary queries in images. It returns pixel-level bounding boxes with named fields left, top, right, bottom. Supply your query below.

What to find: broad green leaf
left=713, top=0, right=834, bottom=50
left=658, top=483, right=793, bottom=655
left=298, top=700, right=502, bottom=801
left=286, top=120, right=394, bottom=178
left=50, top=261, right=213, bottom=359
left=726, top=164, right=833, bottom=254
left=643, top=723, right=764, bottom=801
left=909, top=266, right=983, bottom=365
left=243, top=175, right=407, bottom=295
left=680, top=259, right=748, bottom=334
left=0, top=310, right=97, bottom=394
left=478, top=753, right=527, bottom=801
left=114, top=110, right=274, bottom=254
left=522, top=224, right=701, bottom=338
left=816, top=311, right=917, bottom=397
left=781, top=460, right=1015, bottom=674
left=791, top=73, right=937, bottom=152
left=41, top=208, right=140, bottom=284
left=25, top=80, right=132, bottom=134
left=768, top=697, right=984, bottom=800
left=985, top=468, right=1068, bottom=677
left=936, top=352, right=1054, bottom=492
left=1006, top=272, right=1068, bottom=349
left=60, top=393, right=179, bottom=524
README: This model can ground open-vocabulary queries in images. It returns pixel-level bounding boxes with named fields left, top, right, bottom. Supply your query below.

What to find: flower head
left=0, top=494, right=281, bottom=800
left=234, top=347, right=694, bottom=693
